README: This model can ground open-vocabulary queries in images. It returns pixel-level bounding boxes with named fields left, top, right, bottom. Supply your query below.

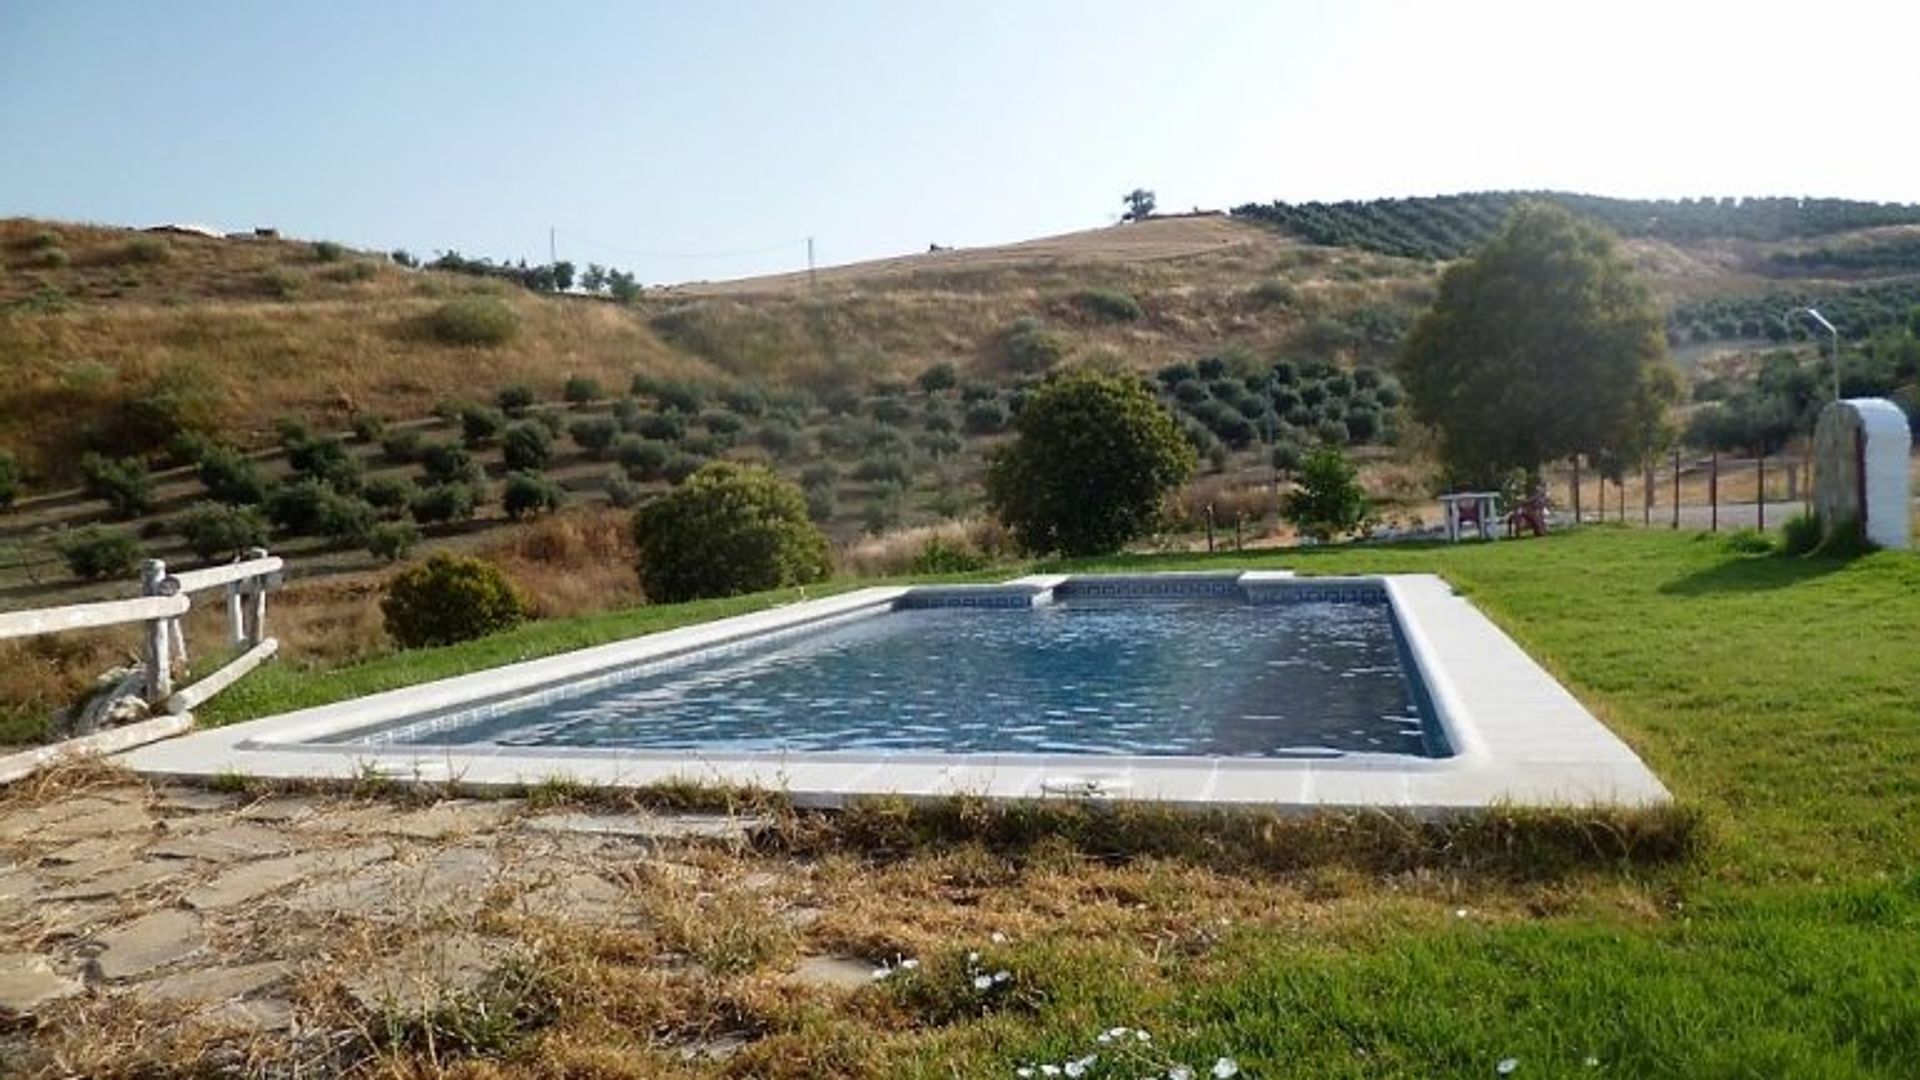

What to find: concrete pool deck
left=119, top=573, right=1670, bottom=813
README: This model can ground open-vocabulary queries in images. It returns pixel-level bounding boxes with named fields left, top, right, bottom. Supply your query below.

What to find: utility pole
left=807, top=236, right=817, bottom=291
left=548, top=227, right=556, bottom=266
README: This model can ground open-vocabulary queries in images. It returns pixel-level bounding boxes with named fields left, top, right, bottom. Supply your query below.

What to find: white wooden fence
left=0, top=549, right=284, bottom=782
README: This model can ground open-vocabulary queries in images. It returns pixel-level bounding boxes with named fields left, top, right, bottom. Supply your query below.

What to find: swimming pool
left=120, top=572, right=1670, bottom=812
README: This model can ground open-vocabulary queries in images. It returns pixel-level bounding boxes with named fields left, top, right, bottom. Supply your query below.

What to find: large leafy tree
left=1397, top=203, right=1680, bottom=485
left=986, top=370, right=1195, bottom=555
left=632, top=462, right=831, bottom=602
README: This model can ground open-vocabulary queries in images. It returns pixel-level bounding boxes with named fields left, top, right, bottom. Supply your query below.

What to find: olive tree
left=1397, top=203, right=1680, bottom=485
left=632, top=462, right=831, bottom=603
left=985, top=370, right=1194, bottom=556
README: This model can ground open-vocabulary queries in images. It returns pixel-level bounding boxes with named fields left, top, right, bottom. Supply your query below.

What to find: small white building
left=1812, top=398, right=1911, bottom=550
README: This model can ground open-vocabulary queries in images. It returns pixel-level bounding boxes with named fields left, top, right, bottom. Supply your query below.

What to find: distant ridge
left=1231, top=192, right=1920, bottom=260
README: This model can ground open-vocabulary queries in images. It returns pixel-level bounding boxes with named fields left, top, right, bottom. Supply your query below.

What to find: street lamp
left=1788, top=307, right=1841, bottom=401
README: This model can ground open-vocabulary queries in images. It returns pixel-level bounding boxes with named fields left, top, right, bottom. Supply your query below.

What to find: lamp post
left=1788, top=307, right=1841, bottom=401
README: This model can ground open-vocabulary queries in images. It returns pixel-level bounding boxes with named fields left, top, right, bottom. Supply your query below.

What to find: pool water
left=365, top=598, right=1442, bottom=759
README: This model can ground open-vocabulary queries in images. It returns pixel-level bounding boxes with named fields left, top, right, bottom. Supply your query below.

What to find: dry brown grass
left=835, top=517, right=1011, bottom=578
left=477, top=506, right=645, bottom=618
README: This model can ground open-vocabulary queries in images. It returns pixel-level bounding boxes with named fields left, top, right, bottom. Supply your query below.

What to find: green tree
left=985, top=370, right=1195, bottom=555
left=1122, top=188, right=1156, bottom=222
left=382, top=554, right=526, bottom=648
left=1397, top=203, right=1681, bottom=485
left=1280, top=446, right=1370, bottom=541
left=632, top=462, right=832, bottom=603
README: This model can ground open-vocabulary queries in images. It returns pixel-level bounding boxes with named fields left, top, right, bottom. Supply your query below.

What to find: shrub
left=349, top=413, right=387, bottom=443
left=502, top=471, right=566, bottom=520
left=381, top=554, right=526, bottom=648
left=918, top=431, right=964, bottom=458
left=286, top=436, right=362, bottom=492
left=662, top=452, right=707, bottom=485
left=421, top=442, right=484, bottom=487
left=195, top=445, right=270, bottom=506
left=313, top=240, right=347, bottom=263
left=460, top=404, right=506, bottom=447
left=1315, top=418, right=1351, bottom=445
left=58, top=527, right=141, bottom=581
left=409, top=482, right=481, bottom=524
left=804, top=484, right=836, bottom=522
left=175, top=504, right=268, bottom=562
left=266, top=481, right=373, bottom=541
left=381, top=429, right=424, bottom=464
left=633, top=411, right=685, bottom=441
left=1723, top=528, right=1774, bottom=555
left=80, top=454, right=155, bottom=518
left=638, top=377, right=703, bottom=414
left=32, top=246, right=70, bottom=269
left=871, top=397, right=914, bottom=425
left=0, top=449, right=17, bottom=511
left=1270, top=439, right=1305, bottom=473
left=616, top=437, right=672, bottom=481
left=916, top=362, right=959, bottom=393
left=258, top=267, right=301, bottom=298
left=424, top=297, right=518, bottom=346
left=631, top=462, right=832, bottom=602
left=568, top=417, right=620, bottom=457
left=1777, top=511, right=1822, bottom=556
left=852, top=454, right=913, bottom=485
left=912, top=536, right=991, bottom=574
left=753, top=421, right=805, bottom=459
left=1250, top=279, right=1297, bottom=308
left=963, top=400, right=1009, bottom=434
left=985, top=371, right=1195, bottom=556
left=604, top=471, right=642, bottom=508
left=326, top=260, right=379, bottom=283
left=365, top=520, right=420, bottom=562
left=720, top=384, right=766, bottom=416
left=362, top=475, right=418, bottom=515
left=496, top=383, right=538, bottom=417
left=1003, top=318, right=1065, bottom=373
left=123, top=237, right=171, bottom=265
left=563, top=375, right=603, bottom=404
left=390, top=249, right=418, bottom=268
left=863, top=483, right=906, bottom=534
left=1281, top=446, right=1370, bottom=542
left=612, top=397, right=643, bottom=431
left=500, top=421, right=554, bottom=471
left=801, top=462, right=839, bottom=490
left=1072, top=288, right=1144, bottom=322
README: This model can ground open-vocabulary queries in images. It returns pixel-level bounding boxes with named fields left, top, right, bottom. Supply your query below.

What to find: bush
left=257, top=267, right=301, bottom=299
left=1072, top=288, right=1144, bottom=322
left=916, top=362, right=959, bottom=393
left=0, top=449, right=17, bottom=511
left=986, top=371, right=1196, bottom=556
left=631, top=462, right=832, bottom=602
left=500, top=421, right=554, bottom=472
left=424, top=297, right=518, bottom=347
left=123, top=236, right=171, bottom=265
left=700, top=409, right=746, bottom=437
left=365, top=520, right=420, bottom=562
left=266, top=480, right=373, bottom=542
left=853, top=454, right=913, bottom=485
left=362, top=475, right=418, bottom=515
left=1723, top=528, right=1774, bottom=555
left=801, top=462, right=839, bottom=490
left=720, top=384, right=767, bottom=416
left=633, top=411, right=686, bottom=442
left=804, top=484, right=837, bottom=522
left=568, top=417, right=620, bottom=457
left=313, top=240, right=347, bottom=263
left=1281, top=446, right=1370, bottom=541
left=662, top=452, right=706, bottom=485
left=962, top=399, right=1009, bottom=435
left=502, top=471, right=566, bottom=520
left=196, top=445, right=271, bottom=506
left=912, top=536, right=991, bottom=574
left=460, top=404, right=506, bottom=447
left=409, top=482, right=481, bottom=524
left=563, top=375, right=603, bottom=404
left=175, top=504, right=268, bottom=562
left=616, top=437, right=673, bottom=481
left=1777, top=512, right=1822, bottom=556
left=80, top=454, right=155, bottom=518
left=753, top=421, right=805, bottom=459
left=496, top=383, right=538, bottom=416
left=381, top=429, right=424, bottom=465
left=1250, top=279, right=1297, bottom=308
left=871, top=397, right=914, bottom=425
left=604, top=471, right=642, bottom=508
left=349, top=413, right=387, bottom=443
left=1270, top=439, right=1305, bottom=473
left=862, top=483, right=906, bottom=534
left=58, top=527, right=141, bottom=581
left=286, top=436, right=361, bottom=492
left=1003, top=318, right=1066, bottom=373
left=381, top=554, right=526, bottom=648
left=421, top=442, right=484, bottom=487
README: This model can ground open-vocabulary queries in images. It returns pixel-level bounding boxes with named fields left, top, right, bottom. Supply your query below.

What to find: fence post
left=140, top=559, right=173, bottom=705
left=226, top=575, right=246, bottom=649
left=1709, top=452, right=1719, bottom=532
left=1671, top=450, right=1680, bottom=529
left=245, top=547, right=269, bottom=645
left=1643, top=462, right=1653, bottom=527
left=1571, top=456, right=1582, bottom=525
left=1758, top=455, right=1767, bottom=531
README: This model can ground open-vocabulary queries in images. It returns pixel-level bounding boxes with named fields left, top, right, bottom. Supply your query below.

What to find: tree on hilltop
left=1396, top=202, right=1680, bottom=485
left=1122, top=189, right=1157, bottom=222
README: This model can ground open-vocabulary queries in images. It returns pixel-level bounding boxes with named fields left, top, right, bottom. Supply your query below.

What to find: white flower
left=968, top=951, right=981, bottom=964
left=1169, top=1067, right=1194, bottom=1080
left=1040, top=1066, right=1061, bottom=1077
left=899, top=958, right=920, bottom=970
left=1212, top=1058, right=1241, bottom=1078
left=993, top=970, right=1011, bottom=983
left=1064, top=1056, right=1093, bottom=1078
left=1136, top=1030, right=1152, bottom=1042
left=1016, top=1070, right=1034, bottom=1079
left=991, top=931, right=1008, bottom=943
left=1455, top=908, right=1469, bottom=919
left=1584, top=1057, right=1600, bottom=1068
left=1497, top=1058, right=1519, bottom=1075
left=973, top=974, right=994, bottom=990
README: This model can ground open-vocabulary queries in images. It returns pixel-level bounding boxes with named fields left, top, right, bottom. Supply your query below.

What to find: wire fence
left=1544, top=453, right=1812, bottom=533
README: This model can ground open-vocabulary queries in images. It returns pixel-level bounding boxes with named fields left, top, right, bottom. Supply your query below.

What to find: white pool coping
left=118, top=573, right=1670, bottom=814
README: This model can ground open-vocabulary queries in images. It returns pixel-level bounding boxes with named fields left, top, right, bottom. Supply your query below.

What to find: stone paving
left=0, top=776, right=820, bottom=1054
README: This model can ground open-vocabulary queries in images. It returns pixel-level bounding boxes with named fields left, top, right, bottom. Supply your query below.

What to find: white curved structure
left=1813, top=398, right=1912, bottom=550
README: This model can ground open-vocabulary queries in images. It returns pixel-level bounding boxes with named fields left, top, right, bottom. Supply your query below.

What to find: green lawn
left=198, top=529, right=1920, bottom=1077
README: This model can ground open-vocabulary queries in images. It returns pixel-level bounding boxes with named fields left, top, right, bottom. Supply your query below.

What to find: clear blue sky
left=3, top=0, right=1914, bottom=284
